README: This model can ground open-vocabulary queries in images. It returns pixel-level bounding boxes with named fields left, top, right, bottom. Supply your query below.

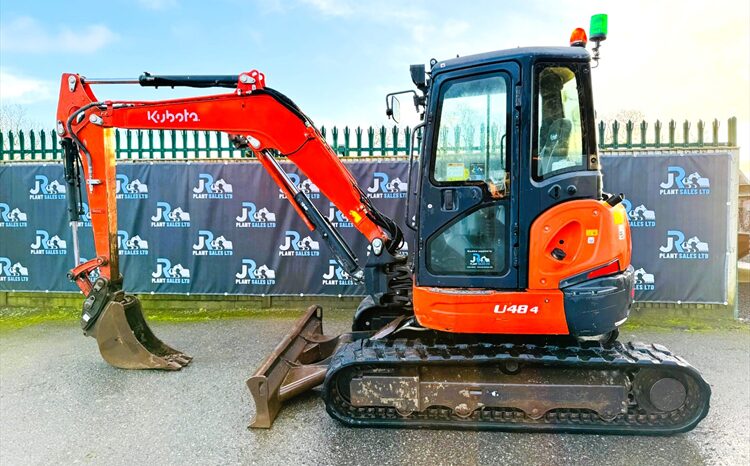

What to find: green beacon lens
left=590, top=14, right=608, bottom=42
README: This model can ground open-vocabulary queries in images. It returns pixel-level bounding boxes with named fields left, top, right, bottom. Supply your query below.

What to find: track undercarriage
left=248, top=306, right=711, bottom=434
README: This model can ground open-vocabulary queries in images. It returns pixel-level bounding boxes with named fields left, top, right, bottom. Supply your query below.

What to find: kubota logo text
left=146, top=109, right=200, bottom=124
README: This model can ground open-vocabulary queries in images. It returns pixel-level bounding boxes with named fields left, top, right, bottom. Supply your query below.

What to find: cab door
left=416, top=62, right=520, bottom=289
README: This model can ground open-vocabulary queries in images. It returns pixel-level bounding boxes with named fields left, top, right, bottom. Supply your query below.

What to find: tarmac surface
left=1, top=312, right=748, bottom=466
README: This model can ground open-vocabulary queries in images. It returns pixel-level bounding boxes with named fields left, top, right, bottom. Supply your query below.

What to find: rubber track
left=322, top=338, right=711, bottom=434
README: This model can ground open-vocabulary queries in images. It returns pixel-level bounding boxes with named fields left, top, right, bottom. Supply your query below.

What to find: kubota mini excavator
left=55, top=15, right=710, bottom=434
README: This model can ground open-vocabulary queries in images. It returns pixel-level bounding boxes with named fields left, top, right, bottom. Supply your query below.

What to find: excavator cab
left=410, top=47, right=635, bottom=337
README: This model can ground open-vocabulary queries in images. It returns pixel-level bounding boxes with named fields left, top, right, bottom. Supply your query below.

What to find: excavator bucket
left=247, top=305, right=353, bottom=428
left=85, top=294, right=192, bottom=370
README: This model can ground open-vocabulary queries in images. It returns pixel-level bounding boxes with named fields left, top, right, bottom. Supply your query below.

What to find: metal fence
left=0, top=117, right=739, bottom=162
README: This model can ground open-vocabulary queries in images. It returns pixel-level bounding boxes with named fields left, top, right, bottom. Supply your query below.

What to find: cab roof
left=432, top=46, right=590, bottom=75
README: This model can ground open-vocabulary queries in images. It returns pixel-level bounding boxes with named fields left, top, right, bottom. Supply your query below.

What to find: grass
left=0, top=303, right=354, bottom=332
left=1, top=302, right=747, bottom=333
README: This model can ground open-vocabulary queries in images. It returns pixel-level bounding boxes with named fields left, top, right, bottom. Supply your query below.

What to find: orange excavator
left=55, top=16, right=710, bottom=433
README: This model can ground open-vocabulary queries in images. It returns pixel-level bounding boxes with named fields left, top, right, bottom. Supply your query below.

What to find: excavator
left=55, top=15, right=710, bottom=434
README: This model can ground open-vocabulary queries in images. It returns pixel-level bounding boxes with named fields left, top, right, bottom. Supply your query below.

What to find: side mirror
left=386, top=95, right=401, bottom=123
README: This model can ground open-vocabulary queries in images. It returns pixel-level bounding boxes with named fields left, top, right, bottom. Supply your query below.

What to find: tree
left=0, top=104, right=35, bottom=134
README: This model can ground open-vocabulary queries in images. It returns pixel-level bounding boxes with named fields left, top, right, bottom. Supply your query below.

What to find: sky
left=1, top=0, right=749, bottom=163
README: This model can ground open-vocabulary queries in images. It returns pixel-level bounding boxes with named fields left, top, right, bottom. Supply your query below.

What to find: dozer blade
left=247, top=305, right=357, bottom=428
left=86, top=294, right=192, bottom=370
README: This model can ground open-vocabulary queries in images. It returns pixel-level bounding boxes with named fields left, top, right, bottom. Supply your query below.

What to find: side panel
left=528, top=199, right=631, bottom=289
left=413, top=286, right=568, bottom=334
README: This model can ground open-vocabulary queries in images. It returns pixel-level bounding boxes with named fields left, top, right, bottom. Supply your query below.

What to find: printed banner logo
left=278, top=230, right=320, bottom=256
left=193, top=230, right=233, bottom=256
left=193, top=174, right=233, bottom=199
left=30, top=230, right=67, bottom=255
left=366, top=172, right=407, bottom=199
left=115, top=174, right=149, bottom=199
left=0, top=203, right=28, bottom=228
left=117, top=230, right=149, bottom=255
left=235, top=259, right=276, bottom=285
left=151, top=258, right=191, bottom=284
left=279, top=173, right=320, bottom=199
left=466, top=248, right=494, bottom=270
left=236, top=202, right=277, bottom=228
left=150, top=202, right=191, bottom=227
left=634, top=267, right=655, bottom=291
left=80, top=203, right=92, bottom=227
left=322, top=259, right=355, bottom=286
left=0, top=257, right=30, bottom=282
left=659, top=230, right=709, bottom=260
left=659, top=166, right=710, bottom=195
left=29, top=175, right=66, bottom=200
left=326, top=203, right=353, bottom=228
left=622, top=199, right=656, bottom=228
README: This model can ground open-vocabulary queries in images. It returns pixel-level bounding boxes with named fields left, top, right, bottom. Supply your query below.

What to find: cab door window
left=432, top=74, right=509, bottom=197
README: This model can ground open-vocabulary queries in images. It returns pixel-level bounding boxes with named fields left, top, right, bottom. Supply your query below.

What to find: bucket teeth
left=88, top=294, right=192, bottom=371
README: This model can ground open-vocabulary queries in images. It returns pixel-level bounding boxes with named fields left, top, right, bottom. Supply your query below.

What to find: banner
left=601, top=153, right=731, bottom=303
left=0, top=153, right=731, bottom=303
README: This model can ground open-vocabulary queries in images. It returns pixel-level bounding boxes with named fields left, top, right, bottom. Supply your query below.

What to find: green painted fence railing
left=0, top=117, right=738, bottom=162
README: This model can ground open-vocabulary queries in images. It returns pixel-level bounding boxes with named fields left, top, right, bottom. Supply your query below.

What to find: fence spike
left=728, top=116, right=737, bottom=147
left=668, top=119, right=676, bottom=148
left=625, top=120, right=633, bottom=148
left=611, top=120, right=620, bottom=149
left=712, top=119, right=719, bottom=146
left=654, top=120, right=662, bottom=147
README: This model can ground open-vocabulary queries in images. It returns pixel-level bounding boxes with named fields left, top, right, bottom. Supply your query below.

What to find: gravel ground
left=1, top=313, right=748, bottom=466
left=739, top=283, right=750, bottom=321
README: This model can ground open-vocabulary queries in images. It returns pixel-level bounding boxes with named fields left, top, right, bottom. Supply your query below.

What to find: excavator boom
left=56, top=70, right=403, bottom=372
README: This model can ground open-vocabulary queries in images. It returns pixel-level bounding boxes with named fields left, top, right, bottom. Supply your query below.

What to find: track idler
left=80, top=278, right=191, bottom=370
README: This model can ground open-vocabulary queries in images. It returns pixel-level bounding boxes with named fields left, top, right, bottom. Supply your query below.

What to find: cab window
left=432, top=74, right=509, bottom=197
left=533, top=66, right=585, bottom=179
